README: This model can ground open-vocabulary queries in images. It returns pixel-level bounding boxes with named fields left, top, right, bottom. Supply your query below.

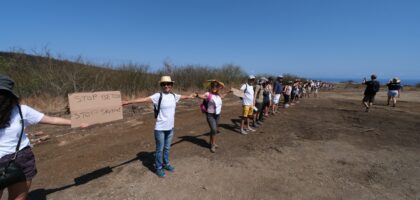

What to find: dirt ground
left=2, top=87, right=420, bottom=200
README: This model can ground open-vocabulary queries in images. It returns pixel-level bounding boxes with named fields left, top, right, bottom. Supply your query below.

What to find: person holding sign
left=122, top=76, right=195, bottom=178
left=196, top=80, right=229, bottom=153
left=0, top=75, right=88, bottom=200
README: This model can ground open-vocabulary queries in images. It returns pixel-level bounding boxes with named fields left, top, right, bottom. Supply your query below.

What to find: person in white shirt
left=0, top=75, right=88, bottom=200
left=122, top=76, right=195, bottom=178
left=196, top=80, right=229, bottom=153
left=240, top=75, right=256, bottom=135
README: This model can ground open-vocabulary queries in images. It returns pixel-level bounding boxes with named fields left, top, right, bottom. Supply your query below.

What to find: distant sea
left=311, top=78, right=420, bottom=86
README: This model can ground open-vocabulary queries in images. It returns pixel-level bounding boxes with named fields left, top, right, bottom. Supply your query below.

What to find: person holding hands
left=122, top=76, right=195, bottom=178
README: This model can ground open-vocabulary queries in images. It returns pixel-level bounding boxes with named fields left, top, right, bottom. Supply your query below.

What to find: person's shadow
left=171, top=133, right=210, bottom=149
left=219, top=118, right=242, bottom=134
left=27, top=151, right=155, bottom=200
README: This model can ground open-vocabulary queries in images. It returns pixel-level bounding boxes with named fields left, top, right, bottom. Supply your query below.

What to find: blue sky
left=1, top=0, right=419, bottom=80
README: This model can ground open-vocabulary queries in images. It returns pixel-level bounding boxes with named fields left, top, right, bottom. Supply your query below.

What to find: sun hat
left=248, top=75, right=256, bottom=80
left=0, top=75, right=18, bottom=98
left=206, top=79, right=225, bottom=88
left=260, top=77, right=268, bottom=82
left=159, top=76, right=175, bottom=83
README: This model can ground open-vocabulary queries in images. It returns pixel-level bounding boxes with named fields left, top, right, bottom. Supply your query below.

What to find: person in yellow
left=240, top=75, right=256, bottom=135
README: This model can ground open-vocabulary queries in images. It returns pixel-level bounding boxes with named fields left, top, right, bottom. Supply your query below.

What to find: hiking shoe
left=241, top=129, right=248, bottom=135
left=210, top=145, right=216, bottom=153
left=163, top=165, right=175, bottom=172
left=156, top=169, right=165, bottom=177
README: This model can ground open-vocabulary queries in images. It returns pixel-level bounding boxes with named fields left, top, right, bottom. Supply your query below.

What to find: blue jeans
left=154, top=129, right=174, bottom=170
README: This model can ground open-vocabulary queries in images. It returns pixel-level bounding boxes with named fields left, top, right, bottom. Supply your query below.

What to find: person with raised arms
left=196, top=80, right=229, bottom=153
left=0, top=75, right=88, bottom=200
left=122, top=76, right=195, bottom=178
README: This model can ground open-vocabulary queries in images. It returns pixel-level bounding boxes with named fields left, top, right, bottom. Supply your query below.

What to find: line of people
left=1, top=74, right=328, bottom=200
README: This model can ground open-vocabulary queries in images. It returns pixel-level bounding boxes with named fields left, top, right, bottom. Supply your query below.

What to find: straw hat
left=159, top=76, right=174, bottom=83
left=207, top=79, right=225, bottom=88
left=0, top=75, right=19, bottom=98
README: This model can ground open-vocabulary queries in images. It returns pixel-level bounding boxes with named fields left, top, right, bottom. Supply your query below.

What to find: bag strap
left=155, top=92, right=163, bottom=118
left=12, top=105, right=25, bottom=160
left=155, top=92, right=176, bottom=118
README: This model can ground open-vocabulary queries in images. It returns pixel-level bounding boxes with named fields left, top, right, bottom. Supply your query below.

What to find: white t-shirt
left=150, top=92, right=181, bottom=131
left=240, top=83, right=254, bottom=106
left=0, top=105, right=44, bottom=158
left=205, top=92, right=222, bottom=115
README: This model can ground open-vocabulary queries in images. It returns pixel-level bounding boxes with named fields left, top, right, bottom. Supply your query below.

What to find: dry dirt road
left=3, top=88, right=420, bottom=200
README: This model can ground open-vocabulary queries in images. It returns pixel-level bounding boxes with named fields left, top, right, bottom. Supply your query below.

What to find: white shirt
left=205, top=92, right=222, bottom=115
left=240, top=83, right=254, bottom=106
left=150, top=92, right=181, bottom=131
left=0, top=105, right=44, bottom=158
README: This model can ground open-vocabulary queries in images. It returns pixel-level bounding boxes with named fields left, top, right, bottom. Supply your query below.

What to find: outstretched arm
left=122, top=97, right=152, bottom=105
left=40, top=116, right=89, bottom=128
left=180, top=93, right=196, bottom=100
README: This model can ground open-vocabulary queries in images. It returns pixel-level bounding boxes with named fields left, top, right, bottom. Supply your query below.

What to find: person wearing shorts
left=272, top=75, right=283, bottom=114
left=0, top=75, right=88, bottom=200
left=240, top=75, right=256, bottom=135
left=386, top=78, right=402, bottom=107
left=362, top=74, right=380, bottom=112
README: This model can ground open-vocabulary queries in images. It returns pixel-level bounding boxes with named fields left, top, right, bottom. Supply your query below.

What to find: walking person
left=386, top=78, right=402, bottom=107
left=240, top=75, right=256, bottom=135
left=362, top=74, right=380, bottom=112
left=122, top=76, right=195, bottom=177
left=196, top=80, right=228, bottom=153
left=0, top=75, right=88, bottom=200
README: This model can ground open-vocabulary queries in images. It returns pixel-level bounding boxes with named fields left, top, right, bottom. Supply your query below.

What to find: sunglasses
left=160, top=82, right=173, bottom=87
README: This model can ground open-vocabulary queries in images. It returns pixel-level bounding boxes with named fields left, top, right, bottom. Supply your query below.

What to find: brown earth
left=3, top=88, right=420, bottom=200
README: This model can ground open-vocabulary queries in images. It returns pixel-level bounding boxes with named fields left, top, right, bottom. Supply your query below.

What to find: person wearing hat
left=196, top=80, right=229, bottom=153
left=272, top=75, right=283, bottom=114
left=362, top=74, right=380, bottom=112
left=0, top=75, right=88, bottom=199
left=239, top=75, right=256, bottom=135
left=386, top=77, right=402, bottom=107
left=122, top=76, right=195, bottom=177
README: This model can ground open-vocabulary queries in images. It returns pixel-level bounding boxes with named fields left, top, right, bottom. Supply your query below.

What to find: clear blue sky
left=1, top=0, right=419, bottom=80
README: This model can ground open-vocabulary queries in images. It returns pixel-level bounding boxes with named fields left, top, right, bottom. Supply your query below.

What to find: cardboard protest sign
left=231, top=88, right=244, bottom=98
left=68, top=91, right=123, bottom=128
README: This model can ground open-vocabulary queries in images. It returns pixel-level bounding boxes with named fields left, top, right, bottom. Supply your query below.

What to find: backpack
left=200, top=93, right=213, bottom=113
left=240, top=84, right=248, bottom=100
left=154, top=92, right=176, bottom=118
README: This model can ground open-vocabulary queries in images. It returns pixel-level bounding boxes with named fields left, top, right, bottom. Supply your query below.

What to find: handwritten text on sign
left=68, top=91, right=123, bottom=128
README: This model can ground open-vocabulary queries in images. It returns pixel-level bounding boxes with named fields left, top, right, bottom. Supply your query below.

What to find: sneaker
left=163, top=165, right=175, bottom=172
left=247, top=127, right=256, bottom=132
left=156, top=169, right=165, bottom=177
left=253, top=124, right=260, bottom=128
left=241, top=129, right=248, bottom=135
left=210, top=145, right=216, bottom=153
